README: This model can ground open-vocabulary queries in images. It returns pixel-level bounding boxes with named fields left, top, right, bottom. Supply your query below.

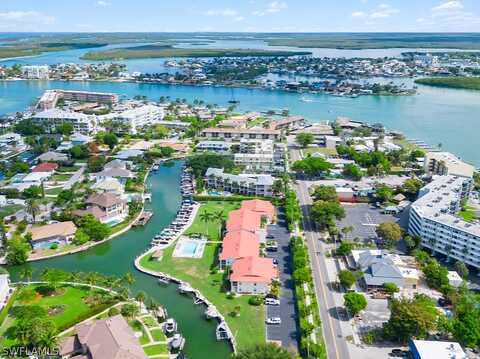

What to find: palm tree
left=122, top=273, right=135, bottom=287
left=26, top=199, right=40, bottom=223
left=20, top=265, right=33, bottom=283
left=86, top=272, right=99, bottom=290
left=213, top=210, right=224, bottom=240
left=199, top=211, right=212, bottom=238
left=135, top=291, right=146, bottom=308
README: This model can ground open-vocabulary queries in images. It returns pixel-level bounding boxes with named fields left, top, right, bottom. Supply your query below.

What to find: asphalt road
left=291, top=148, right=351, bottom=359
left=265, top=216, right=298, bottom=349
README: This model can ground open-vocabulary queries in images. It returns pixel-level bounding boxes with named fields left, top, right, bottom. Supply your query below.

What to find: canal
left=7, top=160, right=232, bottom=359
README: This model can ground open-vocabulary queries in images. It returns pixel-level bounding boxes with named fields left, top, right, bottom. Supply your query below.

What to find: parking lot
left=264, top=210, right=298, bottom=349
left=336, top=203, right=410, bottom=245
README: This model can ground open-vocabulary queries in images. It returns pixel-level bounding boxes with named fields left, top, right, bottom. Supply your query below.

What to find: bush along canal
left=6, top=160, right=232, bottom=359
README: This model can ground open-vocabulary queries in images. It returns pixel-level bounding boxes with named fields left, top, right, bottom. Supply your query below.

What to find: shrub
left=248, top=296, right=263, bottom=306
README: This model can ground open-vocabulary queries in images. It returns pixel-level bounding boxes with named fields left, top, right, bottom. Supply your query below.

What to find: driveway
left=265, top=211, right=299, bottom=350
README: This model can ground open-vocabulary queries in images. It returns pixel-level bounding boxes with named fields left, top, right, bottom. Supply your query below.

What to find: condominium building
left=110, top=105, right=164, bottom=134
left=424, top=151, right=474, bottom=178
left=269, top=115, right=307, bottom=132
left=205, top=168, right=274, bottom=197
left=201, top=127, right=280, bottom=141
left=408, top=175, right=480, bottom=269
left=37, top=89, right=119, bottom=110
left=196, top=141, right=232, bottom=154
left=31, top=109, right=97, bottom=134
left=234, top=139, right=285, bottom=172
left=21, top=65, right=49, bottom=79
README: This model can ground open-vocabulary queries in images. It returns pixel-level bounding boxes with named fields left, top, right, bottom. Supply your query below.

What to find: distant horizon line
left=1, top=31, right=480, bottom=34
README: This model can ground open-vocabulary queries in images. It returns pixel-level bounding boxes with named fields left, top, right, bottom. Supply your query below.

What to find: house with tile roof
left=90, top=167, right=133, bottom=185
left=241, top=199, right=275, bottom=222
left=31, top=162, right=59, bottom=173
left=219, top=230, right=259, bottom=269
left=74, top=193, right=127, bottom=225
left=230, top=256, right=277, bottom=294
left=59, top=314, right=148, bottom=359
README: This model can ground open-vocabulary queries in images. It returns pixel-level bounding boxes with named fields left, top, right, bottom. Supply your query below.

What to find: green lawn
left=51, top=174, right=71, bottom=182
left=139, top=242, right=265, bottom=350
left=0, top=284, right=116, bottom=347
left=0, top=205, right=22, bottom=219
left=129, top=319, right=150, bottom=345
left=150, top=328, right=166, bottom=342
left=45, top=187, right=64, bottom=196
left=185, top=201, right=241, bottom=241
left=459, top=206, right=477, bottom=221
left=143, top=343, right=169, bottom=355
left=303, top=146, right=338, bottom=157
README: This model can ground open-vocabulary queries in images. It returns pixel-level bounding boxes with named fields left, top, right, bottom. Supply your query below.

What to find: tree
left=311, top=200, right=345, bottom=229
left=422, top=259, right=449, bottom=291
left=383, top=282, right=399, bottom=295
left=22, top=185, right=42, bottom=200
left=87, top=155, right=106, bottom=173
left=296, top=133, right=314, bottom=148
left=344, top=292, right=367, bottom=316
left=77, top=214, right=110, bottom=241
left=291, top=156, right=333, bottom=177
left=6, top=236, right=30, bottom=265
left=375, top=184, right=394, bottom=203
left=338, top=270, right=356, bottom=289
left=186, top=153, right=235, bottom=177
left=103, top=133, right=119, bottom=150
left=135, top=291, right=147, bottom=307
left=19, top=265, right=33, bottom=283
left=232, top=343, right=294, bottom=359
left=454, top=261, right=469, bottom=279
left=40, top=268, right=68, bottom=294
left=383, top=294, right=438, bottom=343
left=404, top=235, right=421, bottom=254
left=121, top=303, right=139, bottom=319
left=312, top=185, right=337, bottom=202
left=402, top=177, right=424, bottom=197
left=342, top=163, right=363, bottom=181
left=55, top=123, right=74, bottom=136
left=199, top=211, right=212, bottom=237
left=336, top=241, right=354, bottom=256
left=70, top=144, right=89, bottom=159
left=376, top=222, right=402, bottom=248
left=213, top=210, right=224, bottom=239
left=25, top=199, right=40, bottom=223
left=56, top=189, right=75, bottom=205
left=72, top=229, right=90, bottom=245
left=451, top=289, right=480, bottom=347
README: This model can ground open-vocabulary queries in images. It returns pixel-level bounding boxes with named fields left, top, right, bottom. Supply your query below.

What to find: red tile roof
left=31, top=162, right=58, bottom=173
left=219, top=230, right=259, bottom=261
left=241, top=199, right=274, bottom=219
left=230, top=256, right=277, bottom=283
left=225, top=208, right=261, bottom=233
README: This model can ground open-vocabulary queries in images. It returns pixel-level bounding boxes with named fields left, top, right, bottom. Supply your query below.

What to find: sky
left=1, top=0, right=480, bottom=33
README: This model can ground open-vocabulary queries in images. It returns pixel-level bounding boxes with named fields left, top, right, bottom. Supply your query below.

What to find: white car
left=266, top=317, right=281, bottom=325
left=265, top=298, right=280, bottom=306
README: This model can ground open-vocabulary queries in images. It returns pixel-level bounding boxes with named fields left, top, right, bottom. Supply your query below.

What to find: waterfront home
left=29, top=221, right=77, bottom=250
left=127, top=140, right=155, bottom=151
left=230, top=256, right=277, bottom=295
left=424, top=151, right=474, bottom=178
left=113, top=149, right=144, bottom=160
left=71, top=133, right=93, bottom=145
left=219, top=229, right=260, bottom=269
left=6, top=172, right=51, bottom=191
left=104, top=159, right=129, bottom=170
left=0, top=133, right=27, bottom=156
left=31, top=162, right=58, bottom=174
left=31, top=108, right=97, bottom=134
left=75, top=193, right=128, bottom=225
left=201, top=127, right=280, bottom=141
left=351, top=250, right=420, bottom=290
left=291, top=123, right=334, bottom=145
left=0, top=273, right=11, bottom=311
left=409, top=175, right=480, bottom=270
left=91, top=167, right=134, bottom=185
left=205, top=168, right=274, bottom=197
left=59, top=314, right=148, bottom=359
left=36, top=151, right=69, bottom=163
left=334, top=116, right=364, bottom=130
left=269, top=115, right=307, bottom=132
left=21, top=65, right=49, bottom=79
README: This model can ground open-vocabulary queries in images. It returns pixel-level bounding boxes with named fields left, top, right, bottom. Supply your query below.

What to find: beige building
left=424, top=151, right=474, bottom=178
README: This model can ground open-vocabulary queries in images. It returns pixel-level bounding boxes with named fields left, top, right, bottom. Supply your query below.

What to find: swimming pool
left=180, top=241, right=199, bottom=256
left=173, top=237, right=206, bottom=258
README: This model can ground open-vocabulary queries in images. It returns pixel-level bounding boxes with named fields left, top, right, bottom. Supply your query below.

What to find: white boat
left=163, top=318, right=177, bottom=334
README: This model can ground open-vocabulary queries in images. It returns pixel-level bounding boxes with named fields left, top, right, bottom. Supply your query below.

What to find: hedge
left=0, top=289, right=17, bottom=326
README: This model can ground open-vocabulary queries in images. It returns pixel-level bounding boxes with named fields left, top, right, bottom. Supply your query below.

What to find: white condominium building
left=111, top=105, right=164, bottom=134
left=424, top=151, right=474, bottom=178
left=196, top=141, right=232, bottom=154
left=21, top=65, right=49, bottom=79
left=205, top=168, right=274, bottom=197
left=31, top=109, right=97, bottom=134
left=408, top=175, right=480, bottom=269
left=234, top=139, right=285, bottom=172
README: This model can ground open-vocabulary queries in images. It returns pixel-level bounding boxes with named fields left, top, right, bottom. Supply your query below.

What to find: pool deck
left=172, top=236, right=207, bottom=258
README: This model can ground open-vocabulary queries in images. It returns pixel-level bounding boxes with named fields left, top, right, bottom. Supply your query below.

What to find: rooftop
left=30, top=221, right=77, bottom=242
left=410, top=339, right=466, bottom=359
left=230, top=256, right=277, bottom=283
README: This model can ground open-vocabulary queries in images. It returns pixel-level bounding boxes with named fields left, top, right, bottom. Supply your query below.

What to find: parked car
left=265, top=298, right=280, bottom=306
left=389, top=349, right=406, bottom=357
left=266, top=234, right=275, bottom=239
left=272, top=259, right=278, bottom=265
left=266, top=317, right=281, bottom=325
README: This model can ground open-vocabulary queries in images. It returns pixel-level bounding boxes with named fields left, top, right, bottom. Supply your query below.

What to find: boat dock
left=133, top=210, right=153, bottom=226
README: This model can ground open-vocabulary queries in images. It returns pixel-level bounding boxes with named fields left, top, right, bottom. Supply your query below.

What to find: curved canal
left=7, top=161, right=232, bottom=359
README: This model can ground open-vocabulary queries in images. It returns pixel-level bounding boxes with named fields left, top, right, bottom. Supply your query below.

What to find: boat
left=178, top=282, right=194, bottom=294
left=163, top=318, right=177, bottom=334
left=215, top=321, right=232, bottom=340
left=158, top=276, right=170, bottom=285
left=133, top=210, right=153, bottom=226
left=168, top=333, right=185, bottom=352
left=205, top=306, right=220, bottom=319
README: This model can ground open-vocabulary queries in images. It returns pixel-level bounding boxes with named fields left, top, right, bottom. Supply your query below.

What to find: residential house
left=37, top=151, right=69, bottom=163
left=29, top=221, right=77, bottom=250
left=91, top=167, right=134, bottom=185
left=59, top=314, right=148, bottom=359
left=230, top=256, right=277, bottom=294
left=31, top=162, right=58, bottom=173
left=75, top=193, right=128, bottom=225
left=91, top=178, right=125, bottom=196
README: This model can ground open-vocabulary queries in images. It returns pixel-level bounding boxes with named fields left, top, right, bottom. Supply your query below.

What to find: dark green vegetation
left=264, top=33, right=480, bottom=50
left=82, top=45, right=310, bottom=60
left=0, top=42, right=104, bottom=59
left=232, top=343, right=295, bottom=359
left=415, top=76, right=480, bottom=91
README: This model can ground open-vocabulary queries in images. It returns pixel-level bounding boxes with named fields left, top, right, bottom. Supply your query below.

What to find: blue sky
left=1, top=0, right=480, bottom=32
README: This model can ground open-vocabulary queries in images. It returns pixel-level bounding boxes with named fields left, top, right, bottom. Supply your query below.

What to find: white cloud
left=432, top=1, right=464, bottom=13
left=0, top=11, right=55, bottom=26
left=205, top=8, right=238, bottom=17
left=234, top=16, right=245, bottom=22
left=252, top=1, right=287, bottom=16
left=96, top=0, right=111, bottom=7
left=351, top=4, right=399, bottom=20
